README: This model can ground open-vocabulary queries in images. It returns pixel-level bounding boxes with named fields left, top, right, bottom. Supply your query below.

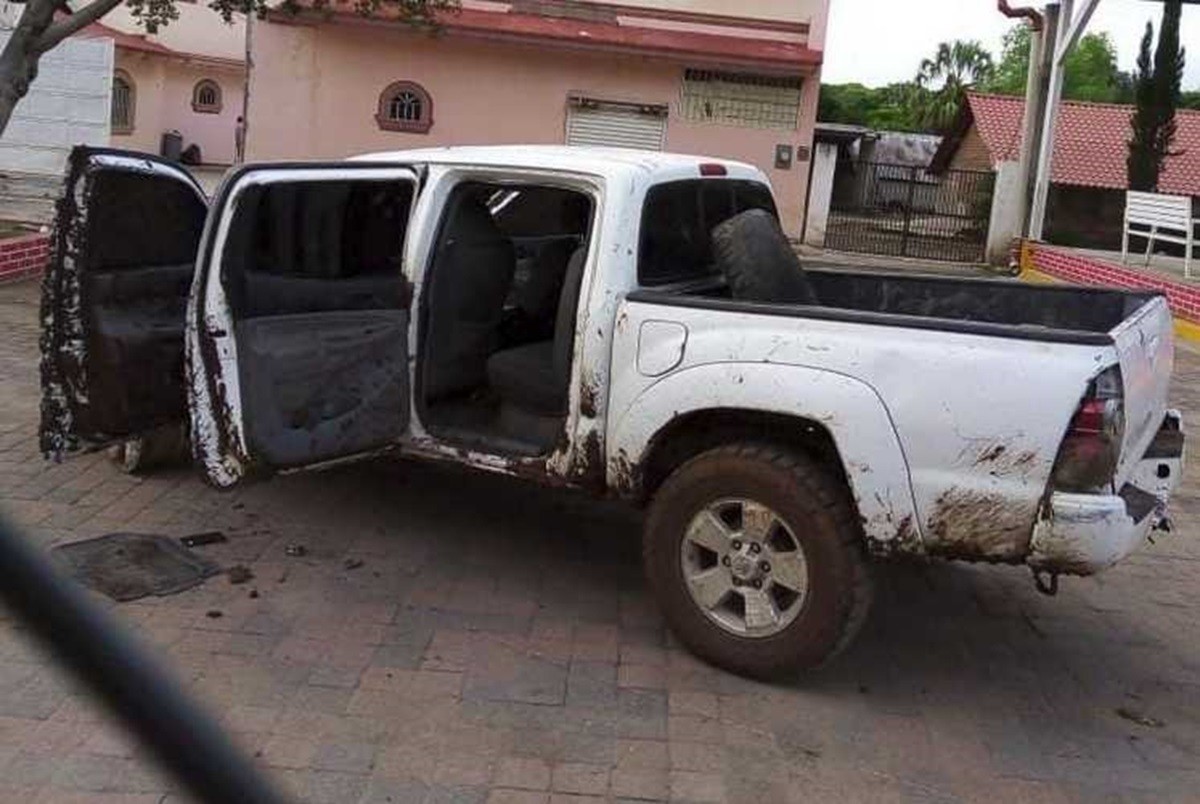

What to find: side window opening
left=638, top=179, right=777, bottom=287
left=421, top=179, right=594, bottom=455
left=223, top=180, right=414, bottom=319
left=216, top=174, right=419, bottom=470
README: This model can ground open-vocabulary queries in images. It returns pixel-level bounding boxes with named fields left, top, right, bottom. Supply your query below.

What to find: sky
left=822, top=0, right=1200, bottom=89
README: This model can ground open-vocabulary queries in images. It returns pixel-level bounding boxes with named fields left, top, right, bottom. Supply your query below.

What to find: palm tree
left=915, top=40, right=996, bottom=132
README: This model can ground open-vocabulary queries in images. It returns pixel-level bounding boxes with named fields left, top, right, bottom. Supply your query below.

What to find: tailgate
left=1111, top=296, right=1174, bottom=486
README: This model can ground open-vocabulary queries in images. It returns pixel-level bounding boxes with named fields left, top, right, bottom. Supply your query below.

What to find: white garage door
left=0, top=33, right=113, bottom=176
left=566, top=102, right=667, bottom=151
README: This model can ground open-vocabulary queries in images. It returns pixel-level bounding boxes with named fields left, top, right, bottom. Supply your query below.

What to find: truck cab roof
left=350, top=145, right=768, bottom=187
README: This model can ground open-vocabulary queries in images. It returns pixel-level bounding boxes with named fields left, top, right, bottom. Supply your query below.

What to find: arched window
left=376, top=81, right=433, bottom=134
left=192, top=79, right=222, bottom=114
left=111, top=70, right=134, bottom=134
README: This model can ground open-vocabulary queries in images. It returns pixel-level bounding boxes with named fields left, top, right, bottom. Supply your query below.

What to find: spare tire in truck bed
left=712, top=209, right=820, bottom=305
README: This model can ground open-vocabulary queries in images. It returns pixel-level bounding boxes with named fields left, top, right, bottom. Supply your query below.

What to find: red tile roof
left=944, top=92, right=1200, bottom=195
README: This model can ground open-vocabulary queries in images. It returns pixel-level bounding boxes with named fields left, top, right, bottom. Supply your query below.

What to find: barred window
left=192, top=79, right=222, bottom=114
left=111, top=70, right=134, bottom=133
left=681, top=69, right=803, bottom=130
left=376, top=81, right=433, bottom=134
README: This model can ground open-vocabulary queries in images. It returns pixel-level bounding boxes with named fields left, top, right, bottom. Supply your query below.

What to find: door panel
left=236, top=311, right=409, bottom=467
left=189, top=165, right=419, bottom=486
left=40, top=147, right=206, bottom=459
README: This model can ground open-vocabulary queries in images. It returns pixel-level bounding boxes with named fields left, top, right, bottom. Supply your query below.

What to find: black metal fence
left=825, top=162, right=995, bottom=263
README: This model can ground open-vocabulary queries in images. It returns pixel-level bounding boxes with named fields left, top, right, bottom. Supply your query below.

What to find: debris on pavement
left=1116, top=707, right=1165, bottom=728
left=180, top=531, right=227, bottom=548
left=248, top=589, right=259, bottom=599
left=205, top=610, right=223, bottom=619
left=284, top=544, right=307, bottom=557
left=343, top=558, right=364, bottom=571
left=228, top=565, right=254, bottom=585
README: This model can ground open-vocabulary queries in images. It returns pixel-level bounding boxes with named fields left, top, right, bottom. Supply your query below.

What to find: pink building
left=80, top=5, right=247, bottom=166
left=247, top=0, right=829, bottom=236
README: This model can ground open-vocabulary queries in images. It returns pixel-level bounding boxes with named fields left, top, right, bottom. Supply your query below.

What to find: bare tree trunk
left=0, top=0, right=124, bottom=138
left=0, top=0, right=57, bottom=137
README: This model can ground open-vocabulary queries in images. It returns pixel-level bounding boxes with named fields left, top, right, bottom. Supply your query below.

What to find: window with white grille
left=192, top=79, right=222, bottom=114
left=681, top=69, right=803, bottom=130
left=111, top=71, right=134, bottom=133
left=376, top=81, right=433, bottom=134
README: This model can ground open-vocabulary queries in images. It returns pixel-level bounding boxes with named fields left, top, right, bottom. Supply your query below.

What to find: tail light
left=1051, top=366, right=1125, bottom=492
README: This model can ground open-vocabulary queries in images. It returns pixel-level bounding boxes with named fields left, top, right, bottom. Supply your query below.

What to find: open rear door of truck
left=40, top=147, right=208, bottom=460
left=187, top=163, right=420, bottom=488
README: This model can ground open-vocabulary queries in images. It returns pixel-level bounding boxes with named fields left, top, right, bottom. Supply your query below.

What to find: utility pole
left=1013, top=4, right=1056, bottom=236
left=1028, top=0, right=1102, bottom=239
left=238, top=6, right=253, bottom=163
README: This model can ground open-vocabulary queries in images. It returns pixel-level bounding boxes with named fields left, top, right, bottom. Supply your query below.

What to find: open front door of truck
left=188, top=164, right=420, bottom=488
left=40, top=148, right=208, bottom=460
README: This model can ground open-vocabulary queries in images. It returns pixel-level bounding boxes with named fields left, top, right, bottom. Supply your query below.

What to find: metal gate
left=825, top=162, right=995, bottom=262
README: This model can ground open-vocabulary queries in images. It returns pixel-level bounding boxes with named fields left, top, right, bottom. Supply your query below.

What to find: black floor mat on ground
left=51, top=533, right=220, bottom=602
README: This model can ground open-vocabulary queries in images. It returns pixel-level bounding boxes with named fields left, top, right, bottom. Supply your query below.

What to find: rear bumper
left=1027, top=410, right=1183, bottom=575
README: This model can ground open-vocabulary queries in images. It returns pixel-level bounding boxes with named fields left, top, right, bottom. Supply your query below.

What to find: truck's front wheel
left=644, top=443, right=872, bottom=679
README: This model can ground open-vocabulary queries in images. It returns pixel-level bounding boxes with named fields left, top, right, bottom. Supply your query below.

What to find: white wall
left=986, top=160, right=1022, bottom=266
left=101, top=4, right=245, bottom=61
left=0, top=33, right=112, bottom=176
left=804, top=141, right=838, bottom=247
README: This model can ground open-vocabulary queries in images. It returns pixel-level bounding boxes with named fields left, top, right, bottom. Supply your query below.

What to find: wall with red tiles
left=0, top=233, right=49, bottom=284
left=1025, top=243, right=1200, bottom=324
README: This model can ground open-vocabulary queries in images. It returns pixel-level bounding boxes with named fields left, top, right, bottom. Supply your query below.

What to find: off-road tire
left=644, top=442, right=872, bottom=679
left=710, top=209, right=820, bottom=305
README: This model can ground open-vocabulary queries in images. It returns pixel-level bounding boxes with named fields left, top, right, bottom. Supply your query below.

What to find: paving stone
left=609, top=767, right=669, bottom=801
left=493, top=758, right=551, bottom=791
left=463, top=647, right=566, bottom=707
left=313, top=740, right=377, bottom=774
left=550, top=763, right=608, bottom=796
left=486, top=790, right=549, bottom=804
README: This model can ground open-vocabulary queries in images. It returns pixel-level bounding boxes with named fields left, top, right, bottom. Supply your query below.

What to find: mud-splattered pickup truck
left=40, top=145, right=1184, bottom=678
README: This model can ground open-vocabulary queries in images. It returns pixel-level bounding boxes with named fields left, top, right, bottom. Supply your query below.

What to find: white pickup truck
left=40, top=145, right=1184, bottom=678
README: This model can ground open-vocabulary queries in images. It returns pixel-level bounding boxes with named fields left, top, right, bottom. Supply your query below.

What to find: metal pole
left=239, top=7, right=253, bottom=163
left=1028, top=0, right=1071, bottom=240
left=1014, top=20, right=1047, bottom=236
left=901, top=165, right=917, bottom=257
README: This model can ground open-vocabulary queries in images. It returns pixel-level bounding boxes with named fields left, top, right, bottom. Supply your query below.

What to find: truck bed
left=627, top=269, right=1159, bottom=346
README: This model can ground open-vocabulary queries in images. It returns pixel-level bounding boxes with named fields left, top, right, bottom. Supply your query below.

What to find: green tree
left=1128, top=0, right=1186, bottom=191
left=986, top=24, right=1131, bottom=102
left=0, top=0, right=456, bottom=136
left=817, top=81, right=929, bottom=132
left=914, top=40, right=995, bottom=131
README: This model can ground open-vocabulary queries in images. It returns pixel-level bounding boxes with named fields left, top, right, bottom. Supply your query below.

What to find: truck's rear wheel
left=644, top=443, right=872, bottom=679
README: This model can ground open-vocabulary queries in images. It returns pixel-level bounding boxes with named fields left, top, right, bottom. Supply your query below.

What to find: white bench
left=1122, top=190, right=1197, bottom=278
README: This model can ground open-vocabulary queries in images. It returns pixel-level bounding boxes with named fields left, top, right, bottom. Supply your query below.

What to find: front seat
left=487, top=246, right=586, bottom=417
left=423, top=198, right=516, bottom=400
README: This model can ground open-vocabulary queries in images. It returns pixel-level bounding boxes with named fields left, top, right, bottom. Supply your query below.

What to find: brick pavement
left=1, top=277, right=1199, bottom=803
